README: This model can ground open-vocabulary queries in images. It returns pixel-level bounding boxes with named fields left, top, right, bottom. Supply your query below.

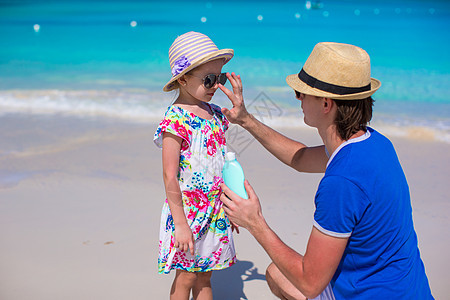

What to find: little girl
left=154, top=31, right=236, bottom=300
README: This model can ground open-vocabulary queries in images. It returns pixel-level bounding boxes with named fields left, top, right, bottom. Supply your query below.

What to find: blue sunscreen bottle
left=222, top=152, right=248, bottom=199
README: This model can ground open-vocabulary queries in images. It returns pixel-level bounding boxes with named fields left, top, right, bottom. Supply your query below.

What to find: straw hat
left=163, top=31, right=234, bottom=92
left=286, top=42, right=381, bottom=100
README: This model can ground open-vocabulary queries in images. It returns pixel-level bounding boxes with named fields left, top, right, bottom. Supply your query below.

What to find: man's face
left=296, top=92, right=323, bottom=127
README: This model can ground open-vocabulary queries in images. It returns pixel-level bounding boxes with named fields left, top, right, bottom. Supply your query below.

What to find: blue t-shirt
left=314, top=128, right=433, bottom=299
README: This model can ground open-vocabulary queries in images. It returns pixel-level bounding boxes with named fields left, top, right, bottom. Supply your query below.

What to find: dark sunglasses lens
left=203, top=74, right=216, bottom=88
left=218, top=73, right=227, bottom=85
left=295, top=90, right=301, bottom=98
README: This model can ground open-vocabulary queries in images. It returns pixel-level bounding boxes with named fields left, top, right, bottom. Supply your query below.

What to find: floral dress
left=154, top=104, right=236, bottom=274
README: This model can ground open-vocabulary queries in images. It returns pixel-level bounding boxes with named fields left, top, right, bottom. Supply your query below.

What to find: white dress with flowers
left=154, top=104, right=236, bottom=274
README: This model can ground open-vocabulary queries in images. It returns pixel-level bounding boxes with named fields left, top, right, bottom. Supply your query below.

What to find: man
left=218, top=42, right=433, bottom=299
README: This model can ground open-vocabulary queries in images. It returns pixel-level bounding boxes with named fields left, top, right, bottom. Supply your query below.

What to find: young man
left=218, top=42, right=433, bottom=299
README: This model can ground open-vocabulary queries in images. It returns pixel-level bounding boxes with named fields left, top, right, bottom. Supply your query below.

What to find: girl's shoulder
left=154, top=105, right=192, bottom=150
left=162, top=103, right=227, bottom=130
left=164, top=105, right=189, bottom=119
left=209, top=103, right=222, bottom=115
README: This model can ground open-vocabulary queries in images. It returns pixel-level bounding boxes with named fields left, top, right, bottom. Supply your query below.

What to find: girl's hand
left=174, top=223, right=195, bottom=256
left=219, top=72, right=250, bottom=126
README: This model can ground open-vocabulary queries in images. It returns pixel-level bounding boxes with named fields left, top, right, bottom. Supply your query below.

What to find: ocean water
left=0, top=0, right=449, bottom=142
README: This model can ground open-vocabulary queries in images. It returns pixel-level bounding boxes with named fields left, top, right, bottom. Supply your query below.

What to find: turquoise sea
left=1, top=0, right=449, bottom=142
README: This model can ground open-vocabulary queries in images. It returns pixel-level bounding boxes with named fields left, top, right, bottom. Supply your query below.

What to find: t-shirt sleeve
left=210, top=103, right=229, bottom=132
left=153, top=107, right=192, bottom=151
left=314, top=175, right=370, bottom=238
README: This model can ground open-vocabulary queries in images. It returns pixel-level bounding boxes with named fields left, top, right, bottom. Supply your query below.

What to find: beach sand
left=0, top=114, right=448, bottom=299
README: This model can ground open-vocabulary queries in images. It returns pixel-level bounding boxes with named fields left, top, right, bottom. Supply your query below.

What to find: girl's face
left=179, top=59, right=224, bottom=103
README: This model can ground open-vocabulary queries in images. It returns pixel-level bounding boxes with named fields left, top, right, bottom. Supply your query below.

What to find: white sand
left=0, top=115, right=448, bottom=299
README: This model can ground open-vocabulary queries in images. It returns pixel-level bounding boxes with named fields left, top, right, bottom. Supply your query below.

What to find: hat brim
left=286, top=74, right=381, bottom=100
left=163, top=49, right=234, bottom=92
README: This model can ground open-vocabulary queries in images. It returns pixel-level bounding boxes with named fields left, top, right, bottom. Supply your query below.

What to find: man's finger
left=244, top=180, right=256, bottom=198
left=227, top=72, right=243, bottom=95
left=220, top=192, right=232, bottom=208
left=221, top=182, right=239, bottom=199
left=221, top=107, right=232, bottom=119
left=222, top=204, right=234, bottom=222
left=231, top=221, right=240, bottom=234
left=232, top=72, right=243, bottom=90
left=226, top=72, right=238, bottom=87
left=218, top=84, right=239, bottom=106
left=218, top=83, right=232, bottom=96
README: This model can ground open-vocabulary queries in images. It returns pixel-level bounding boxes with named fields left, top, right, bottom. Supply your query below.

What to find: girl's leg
left=192, top=271, right=213, bottom=300
left=170, top=269, right=198, bottom=300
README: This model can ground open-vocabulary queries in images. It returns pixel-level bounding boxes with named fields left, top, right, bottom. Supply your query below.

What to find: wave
left=0, top=89, right=170, bottom=122
left=1, top=89, right=449, bottom=144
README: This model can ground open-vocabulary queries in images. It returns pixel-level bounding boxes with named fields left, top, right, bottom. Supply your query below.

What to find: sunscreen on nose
left=222, top=152, right=248, bottom=199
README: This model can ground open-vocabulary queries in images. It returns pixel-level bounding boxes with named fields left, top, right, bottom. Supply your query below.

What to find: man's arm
left=219, top=73, right=328, bottom=173
left=242, top=113, right=328, bottom=173
left=221, top=181, right=347, bottom=298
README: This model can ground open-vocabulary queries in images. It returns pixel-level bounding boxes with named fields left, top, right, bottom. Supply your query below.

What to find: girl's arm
left=162, top=132, right=194, bottom=255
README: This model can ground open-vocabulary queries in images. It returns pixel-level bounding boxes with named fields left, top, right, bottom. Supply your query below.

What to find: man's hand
left=219, top=72, right=251, bottom=126
left=220, top=180, right=264, bottom=232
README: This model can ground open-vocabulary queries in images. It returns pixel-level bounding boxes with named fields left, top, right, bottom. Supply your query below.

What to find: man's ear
left=323, top=97, right=333, bottom=113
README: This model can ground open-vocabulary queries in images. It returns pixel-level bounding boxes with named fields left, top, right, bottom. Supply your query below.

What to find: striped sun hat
left=163, top=31, right=234, bottom=91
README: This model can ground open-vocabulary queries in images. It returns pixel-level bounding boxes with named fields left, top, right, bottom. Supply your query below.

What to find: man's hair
left=333, top=97, right=375, bottom=140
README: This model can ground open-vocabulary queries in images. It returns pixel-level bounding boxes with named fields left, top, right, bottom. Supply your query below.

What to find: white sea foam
left=0, top=90, right=171, bottom=123
left=1, top=89, right=449, bottom=144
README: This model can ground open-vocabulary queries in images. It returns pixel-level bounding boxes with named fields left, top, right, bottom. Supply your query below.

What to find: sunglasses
left=188, top=73, right=227, bottom=89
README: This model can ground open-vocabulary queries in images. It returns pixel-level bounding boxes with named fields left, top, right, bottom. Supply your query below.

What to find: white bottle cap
left=225, top=152, right=236, bottom=161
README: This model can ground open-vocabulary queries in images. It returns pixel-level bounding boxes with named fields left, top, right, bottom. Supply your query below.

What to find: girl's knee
left=196, top=271, right=212, bottom=284
left=176, top=270, right=198, bottom=287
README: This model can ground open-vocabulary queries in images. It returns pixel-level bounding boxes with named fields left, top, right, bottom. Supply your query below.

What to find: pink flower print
left=192, top=224, right=201, bottom=235
left=161, top=118, right=171, bottom=127
left=187, top=209, right=196, bottom=221
left=173, top=253, right=180, bottom=264
left=175, top=252, right=187, bottom=263
left=201, top=123, right=212, bottom=135
left=211, top=176, right=224, bottom=191
left=172, top=120, right=191, bottom=143
left=173, top=251, right=194, bottom=268
left=213, top=129, right=226, bottom=146
left=212, top=248, right=222, bottom=264
left=184, top=189, right=209, bottom=211
left=170, top=235, right=175, bottom=249
left=206, top=135, right=217, bottom=156
left=220, top=236, right=229, bottom=244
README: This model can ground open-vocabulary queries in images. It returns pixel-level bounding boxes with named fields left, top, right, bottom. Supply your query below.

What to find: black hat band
left=298, top=69, right=371, bottom=95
